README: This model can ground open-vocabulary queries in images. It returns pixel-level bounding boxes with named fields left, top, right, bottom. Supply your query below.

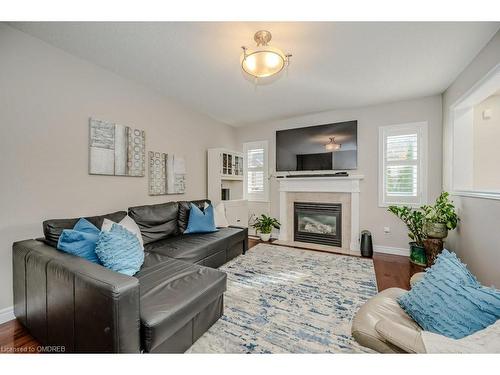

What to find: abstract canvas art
left=89, top=118, right=145, bottom=176
left=166, top=154, right=186, bottom=194
left=148, top=151, right=166, bottom=195
left=148, top=152, right=186, bottom=195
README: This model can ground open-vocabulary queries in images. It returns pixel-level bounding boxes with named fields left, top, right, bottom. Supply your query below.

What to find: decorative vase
left=409, top=242, right=427, bottom=266
left=424, top=222, right=448, bottom=239
left=259, top=233, right=271, bottom=242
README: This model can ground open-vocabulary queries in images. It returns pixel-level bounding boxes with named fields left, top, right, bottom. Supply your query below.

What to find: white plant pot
left=259, top=233, right=271, bottom=242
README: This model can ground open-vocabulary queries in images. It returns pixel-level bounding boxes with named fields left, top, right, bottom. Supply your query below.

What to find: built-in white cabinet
left=222, top=199, right=248, bottom=228
left=208, top=148, right=248, bottom=227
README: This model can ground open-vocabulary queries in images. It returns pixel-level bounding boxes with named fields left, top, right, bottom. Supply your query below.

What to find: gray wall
left=443, top=30, right=500, bottom=287
left=235, top=95, right=443, bottom=250
left=0, top=24, right=236, bottom=311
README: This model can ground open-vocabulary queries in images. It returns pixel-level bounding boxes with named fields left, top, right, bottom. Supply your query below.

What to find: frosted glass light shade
left=241, top=46, right=286, bottom=78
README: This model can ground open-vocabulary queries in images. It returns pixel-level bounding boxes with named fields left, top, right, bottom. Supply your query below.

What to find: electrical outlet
left=384, top=226, right=390, bottom=234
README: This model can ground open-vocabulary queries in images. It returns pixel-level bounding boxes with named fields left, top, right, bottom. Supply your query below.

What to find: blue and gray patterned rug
left=188, top=244, right=377, bottom=353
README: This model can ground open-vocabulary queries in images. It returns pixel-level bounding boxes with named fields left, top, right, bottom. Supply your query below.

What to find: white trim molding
left=278, top=175, right=364, bottom=254
left=0, top=306, right=15, bottom=325
left=373, top=245, right=410, bottom=257
left=451, top=190, right=500, bottom=201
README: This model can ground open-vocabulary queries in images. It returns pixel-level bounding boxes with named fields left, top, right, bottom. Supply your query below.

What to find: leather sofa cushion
left=177, top=199, right=210, bottom=233
left=43, top=211, right=127, bottom=247
left=136, top=252, right=226, bottom=352
left=128, top=202, right=179, bottom=245
left=351, top=287, right=421, bottom=353
left=145, top=227, right=246, bottom=264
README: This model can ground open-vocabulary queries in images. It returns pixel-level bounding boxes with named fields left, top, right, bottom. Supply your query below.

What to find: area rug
left=187, top=244, right=378, bottom=353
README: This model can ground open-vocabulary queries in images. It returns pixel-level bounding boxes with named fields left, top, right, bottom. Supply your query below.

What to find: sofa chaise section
left=137, top=252, right=226, bottom=352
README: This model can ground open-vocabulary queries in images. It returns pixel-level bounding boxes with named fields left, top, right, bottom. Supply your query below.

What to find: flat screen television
left=276, top=120, right=357, bottom=172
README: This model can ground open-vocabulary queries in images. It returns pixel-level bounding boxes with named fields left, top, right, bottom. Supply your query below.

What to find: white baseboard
left=373, top=245, right=410, bottom=257
left=0, top=306, right=15, bottom=325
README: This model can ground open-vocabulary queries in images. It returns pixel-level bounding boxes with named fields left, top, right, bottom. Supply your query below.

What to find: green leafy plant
left=251, top=214, right=280, bottom=234
left=387, top=205, right=426, bottom=246
left=421, top=192, right=459, bottom=230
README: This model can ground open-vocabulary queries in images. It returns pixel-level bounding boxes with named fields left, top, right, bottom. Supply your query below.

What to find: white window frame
left=243, top=140, right=269, bottom=202
left=378, top=122, right=428, bottom=207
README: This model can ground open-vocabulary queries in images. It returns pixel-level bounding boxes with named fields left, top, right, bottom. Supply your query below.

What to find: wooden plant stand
left=423, top=238, right=444, bottom=267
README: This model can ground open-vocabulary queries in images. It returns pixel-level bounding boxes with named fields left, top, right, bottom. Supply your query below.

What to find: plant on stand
left=421, top=192, right=460, bottom=266
left=421, top=192, right=459, bottom=239
left=388, top=205, right=427, bottom=266
left=251, top=214, right=280, bottom=242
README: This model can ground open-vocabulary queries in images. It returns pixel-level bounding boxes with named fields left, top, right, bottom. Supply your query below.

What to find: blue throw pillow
left=73, top=217, right=101, bottom=235
left=95, top=223, right=144, bottom=276
left=398, top=250, right=500, bottom=339
left=183, top=203, right=218, bottom=234
left=57, top=218, right=101, bottom=263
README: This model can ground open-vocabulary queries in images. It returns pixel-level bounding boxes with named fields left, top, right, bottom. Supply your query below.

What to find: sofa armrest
left=13, top=239, right=141, bottom=353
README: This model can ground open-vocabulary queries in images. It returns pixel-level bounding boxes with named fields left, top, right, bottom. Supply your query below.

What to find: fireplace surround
left=278, top=175, right=364, bottom=253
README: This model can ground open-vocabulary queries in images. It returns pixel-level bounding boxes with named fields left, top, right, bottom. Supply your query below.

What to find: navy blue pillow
left=57, top=218, right=101, bottom=263
left=184, top=203, right=218, bottom=234
left=398, top=250, right=500, bottom=339
left=95, top=223, right=144, bottom=276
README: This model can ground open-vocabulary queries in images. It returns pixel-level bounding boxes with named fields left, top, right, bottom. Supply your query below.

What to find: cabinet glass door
left=235, top=156, right=240, bottom=176
left=222, top=153, right=228, bottom=175
left=228, top=154, right=233, bottom=175
left=238, top=156, right=243, bottom=176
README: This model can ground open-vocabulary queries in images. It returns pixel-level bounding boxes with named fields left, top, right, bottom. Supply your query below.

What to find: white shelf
left=221, top=175, right=244, bottom=181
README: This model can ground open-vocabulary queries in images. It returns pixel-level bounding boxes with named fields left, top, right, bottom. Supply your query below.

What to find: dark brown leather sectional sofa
left=12, top=199, right=248, bottom=353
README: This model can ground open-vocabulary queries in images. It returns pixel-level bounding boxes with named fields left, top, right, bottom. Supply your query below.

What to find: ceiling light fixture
left=241, top=30, right=291, bottom=81
left=325, top=137, right=341, bottom=151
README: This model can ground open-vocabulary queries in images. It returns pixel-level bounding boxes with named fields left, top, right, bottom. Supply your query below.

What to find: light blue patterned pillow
left=95, top=223, right=144, bottom=276
left=398, top=250, right=500, bottom=339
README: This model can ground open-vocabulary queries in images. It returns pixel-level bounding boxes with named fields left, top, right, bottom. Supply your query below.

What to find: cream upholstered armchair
left=351, top=273, right=427, bottom=353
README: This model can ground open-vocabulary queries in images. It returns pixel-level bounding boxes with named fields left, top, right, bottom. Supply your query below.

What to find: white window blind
left=243, top=140, right=269, bottom=202
left=379, top=122, right=428, bottom=206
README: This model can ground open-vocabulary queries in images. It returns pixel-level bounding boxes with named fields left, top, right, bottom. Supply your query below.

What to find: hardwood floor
left=372, top=252, right=425, bottom=291
left=0, top=238, right=420, bottom=353
left=0, top=319, right=39, bottom=353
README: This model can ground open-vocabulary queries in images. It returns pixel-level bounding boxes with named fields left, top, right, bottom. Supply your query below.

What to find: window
left=379, top=122, right=428, bottom=207
left=243, top=140, right=269, bottom=202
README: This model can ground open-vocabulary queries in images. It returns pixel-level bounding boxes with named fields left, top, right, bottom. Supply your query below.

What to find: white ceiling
left=10, top=22, right=499, bottom=127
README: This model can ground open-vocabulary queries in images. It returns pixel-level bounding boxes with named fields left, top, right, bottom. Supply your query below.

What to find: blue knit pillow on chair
left=398, top=250, right=500, bottom=339
left=95, top=223, right=144, bottom=276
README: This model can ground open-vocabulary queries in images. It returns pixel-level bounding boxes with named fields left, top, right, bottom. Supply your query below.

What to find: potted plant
left=388, top=205, right=427, bottom=266
left=421, top=192, right=459, bottom=239
left=251, top=214, right=280, bottom=242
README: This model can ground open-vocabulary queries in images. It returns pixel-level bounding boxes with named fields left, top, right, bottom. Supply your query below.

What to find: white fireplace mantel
left=278, top=175, right=364, bottom=253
